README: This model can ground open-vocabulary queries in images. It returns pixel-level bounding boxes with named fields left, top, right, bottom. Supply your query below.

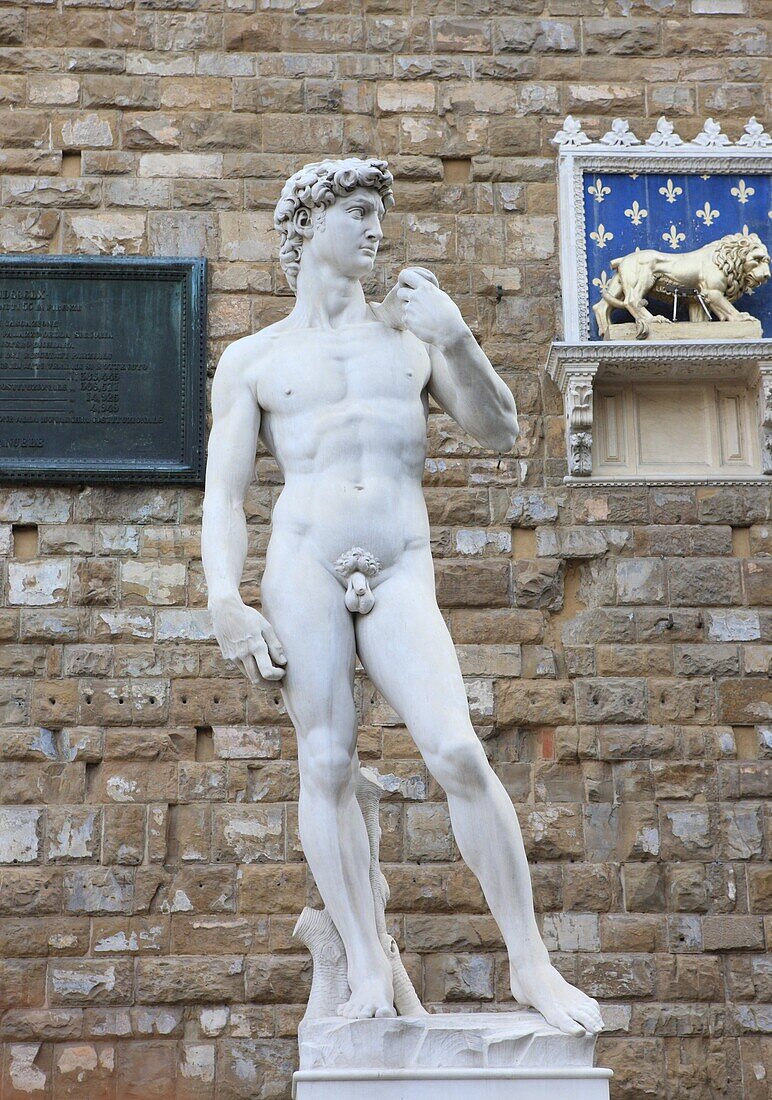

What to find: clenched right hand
left=210, top=598, right=287, bottom=683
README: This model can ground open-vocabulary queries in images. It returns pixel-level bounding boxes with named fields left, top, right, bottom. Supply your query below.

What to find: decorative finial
left=737, top=117, right=772, bottom=149
left=692, top=118, right=730, bottom=148
left=552, top=115, right=591, bottom=148
left=645, top=116, right=683, bottom=148
left=599, top=119, right=640, bottom=148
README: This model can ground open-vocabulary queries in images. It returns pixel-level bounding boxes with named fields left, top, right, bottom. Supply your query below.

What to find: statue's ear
left=293, top=206, right=314, bottom=240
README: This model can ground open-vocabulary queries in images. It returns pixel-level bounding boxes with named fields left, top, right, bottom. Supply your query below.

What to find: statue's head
left=739, top=232, right=771, bottom=291
left=715, top=231, right=771, bottom=300
left=273, top=157, right=395, bottom=292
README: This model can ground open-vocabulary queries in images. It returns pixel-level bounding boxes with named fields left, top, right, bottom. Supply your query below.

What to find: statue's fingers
left=398, top=269, right=424, bottom=289
left=396, top=287, right=411, bottom=303
left=252, top=640, right=286, bottom=681
left=262, top=623, right=287, bottom=666
left=236, top=656, right=258, bottom=684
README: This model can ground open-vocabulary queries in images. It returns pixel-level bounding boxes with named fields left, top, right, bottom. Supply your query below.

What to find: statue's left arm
left=397, top=269, right=519, bottom=453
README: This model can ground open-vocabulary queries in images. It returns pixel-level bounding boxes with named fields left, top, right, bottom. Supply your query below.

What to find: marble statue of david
left=202, top=157, right=602, bottom=1035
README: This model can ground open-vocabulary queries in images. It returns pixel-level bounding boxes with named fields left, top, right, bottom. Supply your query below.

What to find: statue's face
left=305, top=186, right=384, bottom=279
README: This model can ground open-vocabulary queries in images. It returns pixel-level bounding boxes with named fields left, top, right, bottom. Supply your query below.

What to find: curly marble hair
left=713, top=232, right=770, bottom=302
left=273, top=157, right=395, bottom=292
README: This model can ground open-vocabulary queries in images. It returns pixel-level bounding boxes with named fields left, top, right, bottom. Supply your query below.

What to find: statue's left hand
left=397, top=269, right=469, bottom=351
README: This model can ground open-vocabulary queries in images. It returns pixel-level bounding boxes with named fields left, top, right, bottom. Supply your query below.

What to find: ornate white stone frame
left=546, top=340, right=772, bottom=484
left=549, top=116, right=772, bottom=482
left=555, top=117, right=772, bottom=342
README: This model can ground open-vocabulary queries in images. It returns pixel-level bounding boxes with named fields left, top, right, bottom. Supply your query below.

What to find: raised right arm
left=201, top=342, right=286, bottom=681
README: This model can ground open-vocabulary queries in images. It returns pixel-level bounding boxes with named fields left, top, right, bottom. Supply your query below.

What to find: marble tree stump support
left=201, top=157, right=610, bottom=1098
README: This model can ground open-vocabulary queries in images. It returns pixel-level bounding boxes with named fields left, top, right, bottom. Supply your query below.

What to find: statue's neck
left=290, top=264, right=370, bottom=330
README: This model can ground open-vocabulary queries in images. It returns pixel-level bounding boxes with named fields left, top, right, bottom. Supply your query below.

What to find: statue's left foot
left=510, top=961, right=604, bottom=1037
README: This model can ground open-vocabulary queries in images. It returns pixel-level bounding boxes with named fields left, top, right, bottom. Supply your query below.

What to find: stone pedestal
left=293, top=1011, right=612, bottom=1100
left=606, top=319, right=762, bottom=341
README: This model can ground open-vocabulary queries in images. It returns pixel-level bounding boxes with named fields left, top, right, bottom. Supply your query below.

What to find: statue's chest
left=258, top=326, right=430, bottom=415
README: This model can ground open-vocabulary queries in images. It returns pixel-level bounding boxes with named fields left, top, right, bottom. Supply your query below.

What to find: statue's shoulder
left=216, top=326, right=282, bottom=381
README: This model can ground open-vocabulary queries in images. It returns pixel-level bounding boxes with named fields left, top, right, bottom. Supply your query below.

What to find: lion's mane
left=273, top=158, right=395, bottom=292
left=713, top=232, right=766, bottom=302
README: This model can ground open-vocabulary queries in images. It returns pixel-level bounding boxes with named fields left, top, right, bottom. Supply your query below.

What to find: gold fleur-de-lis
left=624, top=200, right=648, bottom=227
left=590, top=224, right=614, bottom=249
left=695, top=202, right=719, bottom=227
left=662, top=224, right=686, bottom=250
left=658, top=178, right=682, bottom=204
left=730, top=179, right=755, bottom=204
left=587, top=177, right=611, bottom=203
left=592, top=270, right=611, bottom=292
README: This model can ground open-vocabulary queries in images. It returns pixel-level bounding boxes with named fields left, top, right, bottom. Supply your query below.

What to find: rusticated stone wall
left=1, top=2, right=770, bottom=1098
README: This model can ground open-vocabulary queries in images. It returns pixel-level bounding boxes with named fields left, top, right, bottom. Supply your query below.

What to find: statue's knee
left=428, top=732, right=490, bottom=797
left=299, top=729, right=356, bottom=799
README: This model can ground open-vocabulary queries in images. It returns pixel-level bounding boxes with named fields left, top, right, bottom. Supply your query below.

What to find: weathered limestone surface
left=0, top=3, right=771, bottom=1098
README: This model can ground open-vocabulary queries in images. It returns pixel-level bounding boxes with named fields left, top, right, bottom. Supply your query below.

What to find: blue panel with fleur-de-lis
left=583, top=171, right=772, bottom=339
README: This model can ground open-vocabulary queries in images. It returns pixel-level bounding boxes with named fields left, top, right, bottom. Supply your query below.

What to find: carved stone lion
left=593, top=231, right=771, bottom=339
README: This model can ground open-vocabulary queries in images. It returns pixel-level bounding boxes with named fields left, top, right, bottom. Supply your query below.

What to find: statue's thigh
left=261, top=553, right=356, bottom=734
left=355, top=568, right=469, bottom=732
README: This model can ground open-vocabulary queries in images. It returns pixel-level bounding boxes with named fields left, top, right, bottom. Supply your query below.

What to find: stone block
left=0, top=960, right=47, bottom=1009
left=46, top=807, right=101, bottom=862
left=172, top=915, right=266, bottom=956
left=522, top=805, right=584, bottom=860
left=661, top=806, right=715, bottom=861
left=702, top=916, right=765, bottom=951
left=136, top=866, right=235, bottom=915
left=135, top=957, right=244, bottom=1004
left=514, top=558, right=563, bottom=610
left=63, top=212, right=146, bottom=255
left=0, top=807, right=41, bottom=864
left=615, top=559, right=666, bottom=605
left=743, top=560, right=772, bottom=605
left=112, top=1039, right=176, bottom=1099
left=102, top=804, right=146, bottom=865
left=563, top=863, right=618, bottom=912
left=48, top=960, right=133, bottom=1006
left=623, top=863, right=665, bottom=912
left=0, top=868, right=62, bottom=916
left=575, top=679, right=647, bottom=724
left=8, top=560, right=69, bottom=606
left=212, top=805, right=285, bottom=864
left=92, top=918, right=168, bottom=958
left=405, top=803, right=455, bottom=861
left=718, top=679, right=772, bottom=724
left=216, top=1038, right=296, bottom=1100
left=668, top=559, right=743, bottom=606
left=244, top=955, right=311, bottom=1003
left=578, top=953, right=656, bottom=998
left=497, top=680, right=574, bottom=726
left=542, top=912, right=600, bottom=952
left=239, top=865, right=308, bottom=915
left=435, top=561, right=510, bottom=607
left=63, top=869, right=133, bottom=915
left=424, top=953, right=495, bottom=1002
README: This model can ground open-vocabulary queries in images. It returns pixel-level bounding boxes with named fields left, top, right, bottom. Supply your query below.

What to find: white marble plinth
left=293, top=1011, right=611, bottom=1100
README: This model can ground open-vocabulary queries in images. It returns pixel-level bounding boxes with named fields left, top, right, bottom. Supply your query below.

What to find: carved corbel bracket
left=759, top=364, right=772, bottom=475
left=563, top=362, right=599, bottom=477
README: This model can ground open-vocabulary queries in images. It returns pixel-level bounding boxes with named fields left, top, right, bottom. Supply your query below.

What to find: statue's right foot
left=510, top=960, right=604, bottom=1037
left=337, top=963, right=395, bottom=1020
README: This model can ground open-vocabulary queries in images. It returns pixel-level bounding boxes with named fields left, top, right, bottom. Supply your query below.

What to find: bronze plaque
left=0, top=256, right=207, bottom=483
